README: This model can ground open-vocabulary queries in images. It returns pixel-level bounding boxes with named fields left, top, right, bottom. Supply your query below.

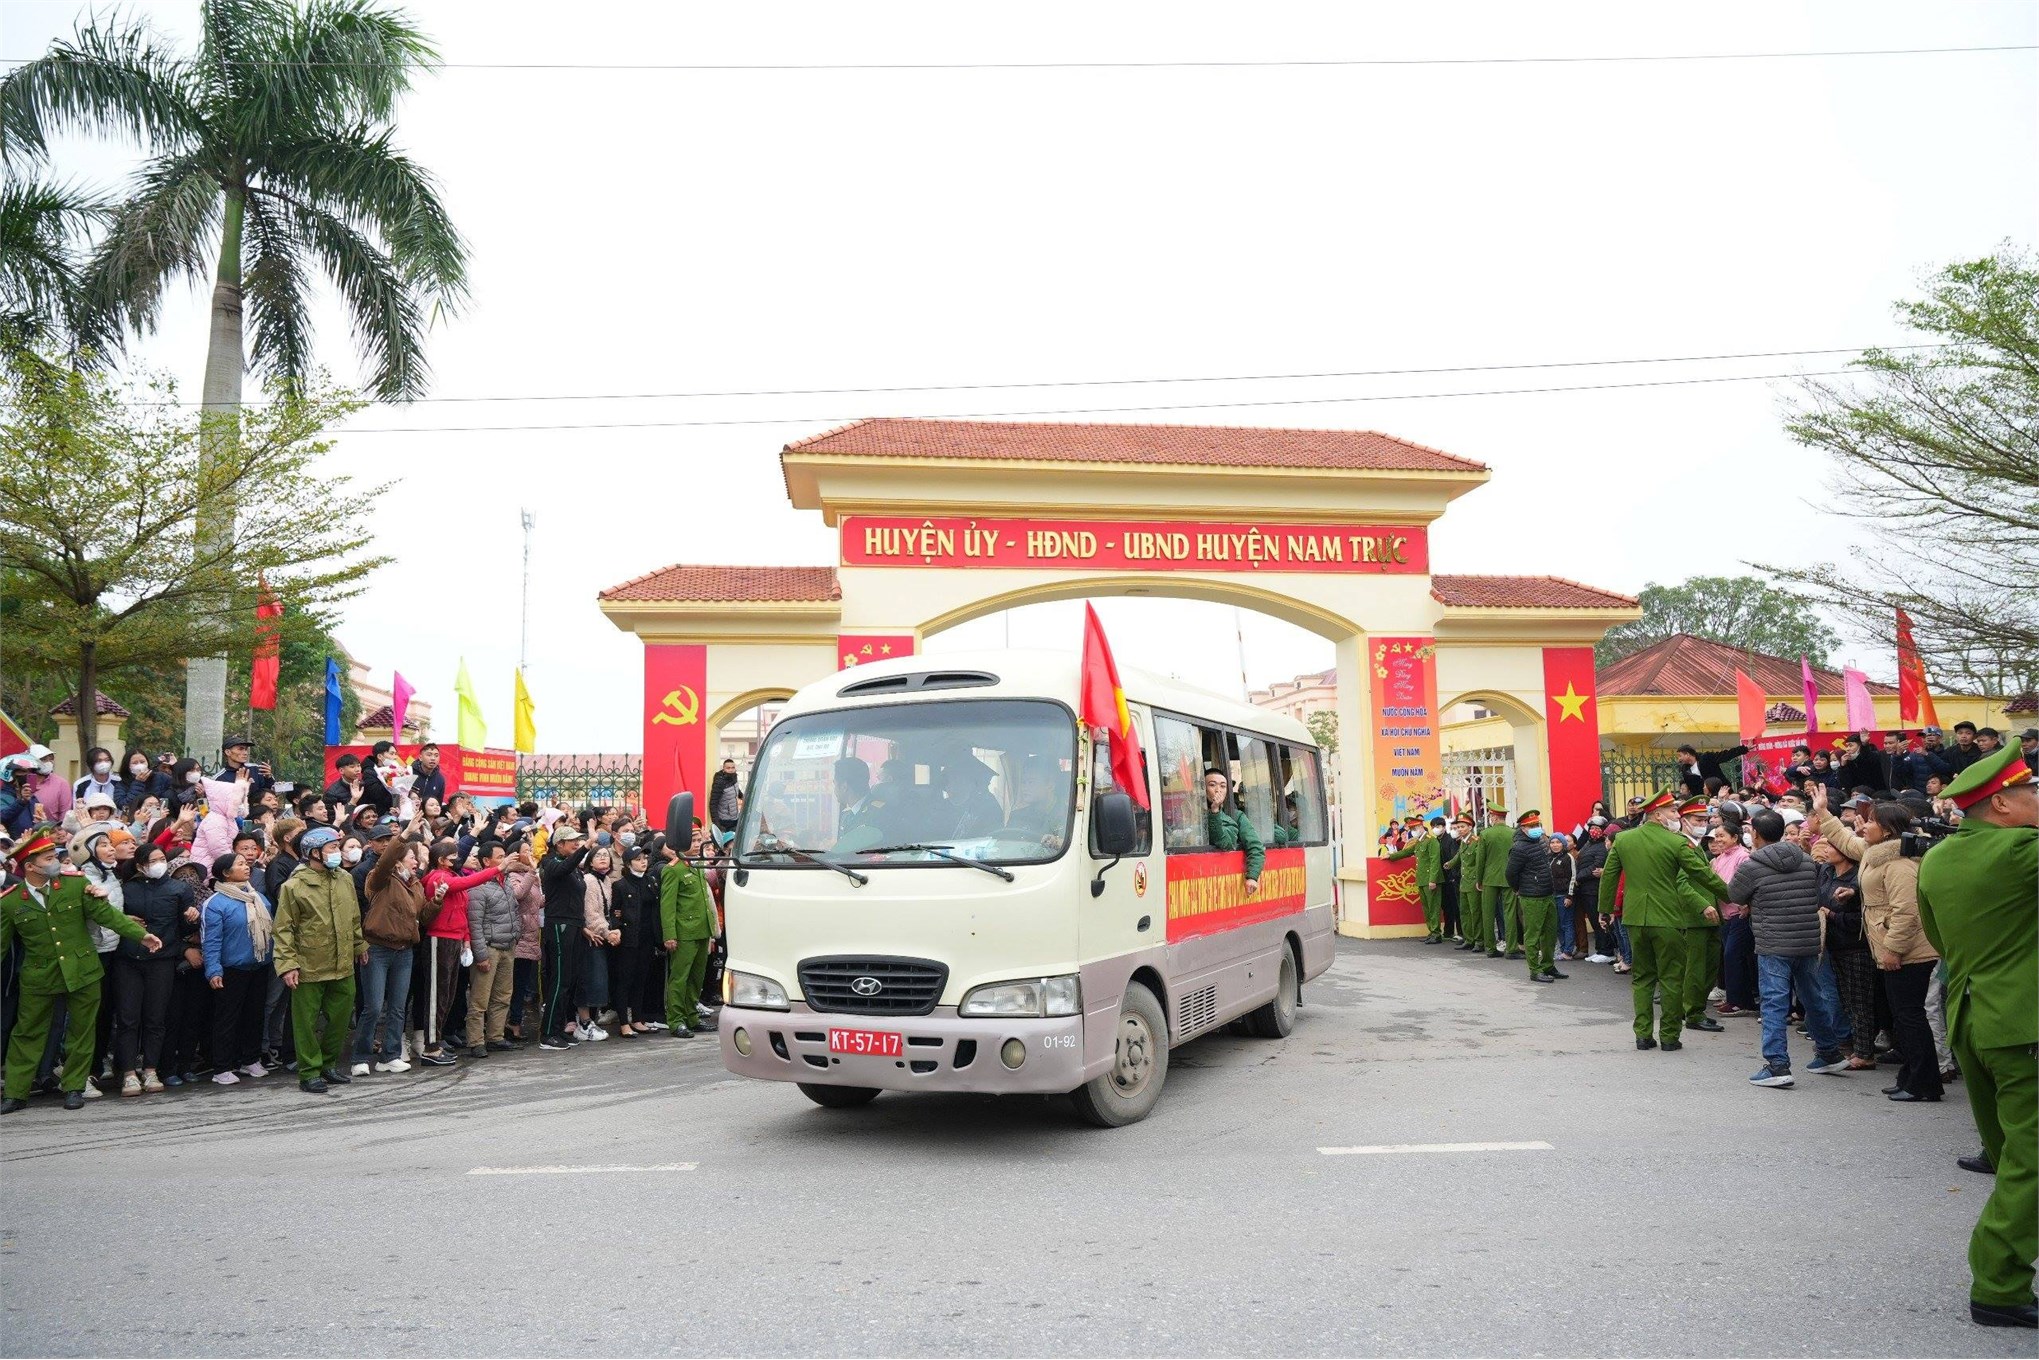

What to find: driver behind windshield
left=833, top=757, right=884, bottom=851
left=1002, top=758, right=1067, bottom=851
left=941, top=758, right=1004, bottom=839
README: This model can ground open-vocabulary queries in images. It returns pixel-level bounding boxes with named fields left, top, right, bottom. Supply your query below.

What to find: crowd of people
left=0, top=736, right=725, bottom=1109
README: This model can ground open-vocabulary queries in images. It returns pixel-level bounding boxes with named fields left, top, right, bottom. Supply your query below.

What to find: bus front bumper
left=718, top=1004, right=1089, bottom=1095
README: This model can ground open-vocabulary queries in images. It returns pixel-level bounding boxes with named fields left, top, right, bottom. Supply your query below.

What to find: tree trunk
left=77, top=637, right=98, bottom=752
left=183, top=185, right=245, bottom=762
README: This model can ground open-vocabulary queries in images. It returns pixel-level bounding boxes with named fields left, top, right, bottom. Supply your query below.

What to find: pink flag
left=1800, top=658, right=1820, bottom=734
left=391, top=671, right=415, bottom=737
left=1842, top=667, right=1875, bottom=732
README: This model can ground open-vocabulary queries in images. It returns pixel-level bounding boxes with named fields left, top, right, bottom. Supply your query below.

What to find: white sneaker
left=81, top=1081, right=104, bottom=1099
left=212, top=1071, right=239, bottom=1086
left=596, top=1009, right=619, bottom=1026
left=583, top=1024, right=609, bottom=1042
left=1708, top=987, right=1727, bottom=1003
left=350, top=1062, right=371, bottom=1077
left=641, top=1020, right=668, bottom=1032
left=241, top=1061, right=269, bottom=1080
left=375, top=1058, right=412, bottom=1074
left=1585, top=953, right=1613, bottom=964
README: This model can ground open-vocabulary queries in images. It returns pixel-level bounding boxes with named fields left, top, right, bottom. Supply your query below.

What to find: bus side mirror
left=1094, top=792, right=1138, bottom=858
left=665, top=791, right=696, bottom=850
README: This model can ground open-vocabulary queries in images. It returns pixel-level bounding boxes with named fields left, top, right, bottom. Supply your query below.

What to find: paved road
left=0, top=939, right=2021, bottom=1358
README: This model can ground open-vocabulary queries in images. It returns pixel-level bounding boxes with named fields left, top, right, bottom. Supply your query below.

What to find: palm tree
left=0, top=0, right=467, bottom=754
left=0, top=176, right=115, bottom=362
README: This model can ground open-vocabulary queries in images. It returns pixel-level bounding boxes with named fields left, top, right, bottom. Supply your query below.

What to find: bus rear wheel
left=1245, top=945, right=1299, bottom=1039
left=1070, top=981, right=1168, bottom=1127
left=798, top=1083, right=881, bottom=1109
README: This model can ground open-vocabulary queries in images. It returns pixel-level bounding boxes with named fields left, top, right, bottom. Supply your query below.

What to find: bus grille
left=798, top=956, right=949, bottom=1017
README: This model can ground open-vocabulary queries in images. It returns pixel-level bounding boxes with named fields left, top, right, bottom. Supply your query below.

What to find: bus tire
left=798, top=1083, right=881, bottom=1109
left=1069, top=981, right=1168, bottom=1128
left=1244, top=944, right=1299, bottom=1039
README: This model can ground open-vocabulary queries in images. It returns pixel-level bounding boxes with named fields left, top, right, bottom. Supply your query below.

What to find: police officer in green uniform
left=0, top=828, right=158, bottom=1112
left=1446, top=813, right=1484, bottom=951
left=1916, top=745, right=2038, bottom=1329
left=1598, top=791, right=1728, bottom=1051
left=1475, top=805, right=1517, bottom=958
left=661, top=828, right=720, bottom=1038
left=1677, top=795, right=1726, bottom=1034
left=1504, top=810, right=1563, bottom=982
left=1204, top=768, right=1265, bottom=893
left=1383, top=815, right=1444, bottom=943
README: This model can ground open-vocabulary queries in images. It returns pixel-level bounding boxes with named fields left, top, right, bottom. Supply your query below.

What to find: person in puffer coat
left=1727, top=809, right=1847, bottom=1087
left=462, top=840, right=521, bottom=1054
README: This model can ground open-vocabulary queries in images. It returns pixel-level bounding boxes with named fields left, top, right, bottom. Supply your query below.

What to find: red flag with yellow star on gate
left=1541, top=647, right=1600, bottom=831
left=1079, top=603, right=1149, bottom=810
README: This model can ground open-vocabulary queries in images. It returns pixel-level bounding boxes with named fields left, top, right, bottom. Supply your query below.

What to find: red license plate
left=828, top=1028, right=903, bottom=1057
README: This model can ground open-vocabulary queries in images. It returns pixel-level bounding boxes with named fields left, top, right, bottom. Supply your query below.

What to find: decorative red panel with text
left=837, top=634, right=917, bottom=670
left=1164, top=847, right=1307, bottom=942
left=643, top=644, right=707, bottom=826
left=1364, top=856, right=1430, bottom=927
left=842, top=516, right=1427, bottom=575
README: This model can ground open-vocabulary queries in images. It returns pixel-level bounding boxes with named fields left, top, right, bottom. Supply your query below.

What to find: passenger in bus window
left=1003, top=759, right=1066, bottom=850
left=941, top=758, right=1003, bottom=839
left=1203, top=768, right=1265, bottom=895
left=1269, top=793, right=1300, bottom=847
left=832, top=758, right=881, bottom=849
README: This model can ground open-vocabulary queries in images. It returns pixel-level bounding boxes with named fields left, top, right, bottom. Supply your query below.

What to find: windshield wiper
left=858, top=844, right=1016, bottom=883
left=745, top=843, right=867, bottom=887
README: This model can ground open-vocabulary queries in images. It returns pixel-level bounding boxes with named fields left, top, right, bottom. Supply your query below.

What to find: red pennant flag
left=250, top=578, right=283, bottom=711
left=1734, top=667, right=1767, bottom=745
left=1079, top=604, right=1149, bottom=809
left=1895, top=608, right=1941, bottom=727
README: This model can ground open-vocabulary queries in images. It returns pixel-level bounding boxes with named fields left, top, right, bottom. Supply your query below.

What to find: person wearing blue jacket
left=200, top=852, right=275, bottom=1085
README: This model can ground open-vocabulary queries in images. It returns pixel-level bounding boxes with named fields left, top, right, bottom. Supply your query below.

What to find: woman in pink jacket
left=417, top=839, right=502, bottom=1066
left=188, top=774, right=247, bottom=874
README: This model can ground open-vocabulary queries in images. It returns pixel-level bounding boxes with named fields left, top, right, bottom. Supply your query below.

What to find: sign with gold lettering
left=1164, top=846, right=1308, bottom=942
left=841, top=516, right=1426, bottom=574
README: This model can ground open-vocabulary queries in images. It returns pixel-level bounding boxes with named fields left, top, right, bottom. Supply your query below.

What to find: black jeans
left=162, top=968, right=212, bottom=1076
left=113, top=955, right=177, bottom=1074
left=508, top=957, right=540, bottom=1031
left=212, top=968, right=268, bottom=1073
left=1882, top=961, right=1943, bottom=1099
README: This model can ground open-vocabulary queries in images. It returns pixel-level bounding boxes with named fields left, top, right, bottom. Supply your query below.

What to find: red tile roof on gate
left=598, top=564, right=843, bottom=604
left=1429, top=575, right=1638, bottom=610
left=783, top=419, right=1488, bottom=473
left=355, top=705, right=425, bottom=731
left=1597, top=634, right=1898, bottom=697
left=48, top=691, right=131, bottom=719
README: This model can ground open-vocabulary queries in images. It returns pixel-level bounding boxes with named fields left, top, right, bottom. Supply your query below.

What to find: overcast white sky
left=10, top=0, right=2036, bottom=749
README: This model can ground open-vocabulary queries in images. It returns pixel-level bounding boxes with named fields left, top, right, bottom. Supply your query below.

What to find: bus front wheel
left=1070, top=981, right=1168, bottom=1128
left=799, top=1083, right=881, bottom=1109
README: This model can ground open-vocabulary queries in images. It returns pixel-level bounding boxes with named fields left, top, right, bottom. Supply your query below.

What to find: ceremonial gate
left=598, top=419, right=1639, bottom=936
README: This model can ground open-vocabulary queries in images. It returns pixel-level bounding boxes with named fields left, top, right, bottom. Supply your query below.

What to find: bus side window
left=1235, top=734, right=1279, bottom=845
left=1154, top=715, right=1207, bottom=850
left=1088, top=732, right=1153, bottom=856
left=1285, top=743, right=1329, bottom=843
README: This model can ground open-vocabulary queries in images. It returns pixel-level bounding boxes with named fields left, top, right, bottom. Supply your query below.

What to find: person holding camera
left=1917, top=744, right=2038, bottom=1329
left=1812, top=783, right=1939, bottom=1103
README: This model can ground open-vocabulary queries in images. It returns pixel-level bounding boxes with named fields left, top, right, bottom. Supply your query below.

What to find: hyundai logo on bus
left=851, top=977, right=884, bottom=996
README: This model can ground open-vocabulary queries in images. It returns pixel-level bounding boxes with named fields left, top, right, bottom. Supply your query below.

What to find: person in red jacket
left=418, top=839, right=501, bottom=1067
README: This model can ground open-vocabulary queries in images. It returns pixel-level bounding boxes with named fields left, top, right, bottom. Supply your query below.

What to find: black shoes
left=1959, top=1153, right=1996, bottom=1176
left=667, top=1026, right=694, bottom=1038
left=1687, top=1018, right=1725, bottom=1033
left=62, top=1092, right=84, bottom=1110
left=488, top=1039, right=515, bottom=1052
left=1881, top=1083, right=1903, bottom=1095
left=1529, top=974, right=1554, bottom=984
left=1506, top=950, right=1526, bottom=960
left=0, top=1098, right=24, bottom=1115
left=1888, top=1090, right=1940, bottom=1102
left=1455, top=942, right=1477, bottom=952
left=469, top=1046, right=489, bottom=1059
left=1970, top=1300, right=2037, bottom=1329
left=1543, top=969, right=1568, bottom=980
left=299, top=1077, right=330, bottom=1094
left=1636, top=1037, right=1657, bottom=1051
left=321, top=1067, right=351, bottom=1085
left=1661, top=1040, right=1683, bottom=1052
left=1486, top=950, right=1505, bottom=959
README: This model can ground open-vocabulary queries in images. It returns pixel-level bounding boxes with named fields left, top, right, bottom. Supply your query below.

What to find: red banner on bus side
left=1165, top=847, right=1308, bottom=943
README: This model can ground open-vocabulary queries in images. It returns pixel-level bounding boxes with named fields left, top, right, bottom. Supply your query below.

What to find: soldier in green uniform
left=1, top=828, right=158, bottom=1112
left=1504, top=810, right=1562, bottom=982
left=661, top=828, right=720, bottom=1038
left=1382, top=815, right=1443, bottom=943
left=1598, top=791, right=1728, bottom=1051
left=1475, top=805, right=1517, bottom=959
left=1204, top=769, right=1265, bottom=893
left=1447, top=813, right=1484, bottom=952
left=1916, top=745, right=2038, bottom=1330
left=1676, top=795, right=1726, bottom=1034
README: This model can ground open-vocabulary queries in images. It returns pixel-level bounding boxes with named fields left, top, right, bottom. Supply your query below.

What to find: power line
left=332, top=366, right=1856, bottom=434
left=129, top=344, right=1943, bottom=407
left=1, top=44, right=2031, bottom=72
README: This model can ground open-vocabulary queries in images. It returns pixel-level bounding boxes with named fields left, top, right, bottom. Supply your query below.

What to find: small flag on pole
left=1843, top=667, right=1876, bottom=732
left=250, top=578, right=282, bottom=711
left=391, top=671, right=415, bottom=738
left=1800, top=658, right=1819, bottom=735
left=455, top=658, right=487, bottom=750
left=1734, top=668, right=1767, bottom=745
left=513, top=668, right=536, bottom=754
left=1894, top=608, right=1942, bottom=728
left=323, top=657, right=343, bottom=745
left=1079, top=603, right=1150, bottom=809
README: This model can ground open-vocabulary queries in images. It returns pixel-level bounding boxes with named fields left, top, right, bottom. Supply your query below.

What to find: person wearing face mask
left=73, top=747, right=122, bottom=810
left=200, top=851, right=276, bottom=1085
left=418, top=839, right=502, bottom=1066
left=1674, top=796, right=1727, bottom=1037
left=1, top=759, right=46, bottom=838
left=1503, top=811, right=1563, bottom=983
left=461, top=841, right=522, bottom=1056
left=116, top=750, right=157, bottom=814
left=1445, top=812, right=1484, bottom=953
left=165, top=758, right=206, bottom=817
left=1575, top=817, right=1614, bottom=962
left=1597, top=791, right=1729, bottom=1052
left=573, top=846, right=621, bottom=1041
left=270, top=826, right=366, bottom=1095
left=1, top=829, right=159, bottom=1113
left=69, top=824, right=130, bottom=1097
left=16, top=745, right=73, bottom=827
left=1709, top=821, right=1758, bottom=1017
left=1382, top=816, right=1444, bottom=944
left=604, top=844, right=659, bottom=1036
left=353, top=840, right=424, bottom=1075
left=114, top=842, right=193, bottom=1096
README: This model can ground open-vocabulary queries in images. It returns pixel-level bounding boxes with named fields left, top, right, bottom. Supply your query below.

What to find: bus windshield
left=736, top=699, right=1077, bottom=868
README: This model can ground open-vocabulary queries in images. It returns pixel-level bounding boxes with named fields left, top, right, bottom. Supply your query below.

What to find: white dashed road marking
left=1317, top=1141, right=1553, bottom=1156
left=466, top=1162, right=699, bottom=1176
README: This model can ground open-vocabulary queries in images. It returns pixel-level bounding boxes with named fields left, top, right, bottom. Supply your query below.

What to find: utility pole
left=1233, top=607, right=1251, bottom=701
left=519, top=509, right=535, bottom=672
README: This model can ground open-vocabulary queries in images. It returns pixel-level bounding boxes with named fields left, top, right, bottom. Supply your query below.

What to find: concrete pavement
left=0, top=938, right=2023, bottom=1357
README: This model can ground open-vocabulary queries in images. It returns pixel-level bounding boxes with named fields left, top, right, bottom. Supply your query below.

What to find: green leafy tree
left=1758, top=247, right=2039, bottom=698
left=1, top=0, right=468, bottom=754
left=1595, top=575, right=1839, bottom=668
left=0, top=356, right=388, bottom=753
left=1304, top=709, right=1338, bottom=754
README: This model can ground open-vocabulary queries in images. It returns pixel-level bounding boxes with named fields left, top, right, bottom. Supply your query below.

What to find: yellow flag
left=513, top=667, right=536, bottom=753
left=455, top=658, right=487, bottom=750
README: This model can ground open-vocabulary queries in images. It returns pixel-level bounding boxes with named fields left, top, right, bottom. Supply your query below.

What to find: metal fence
left=1443, top=746, right=1517, bottom=820
left=1599, top=751, right=1685, bottom=812
left=516, top=756, right=643, bottom=811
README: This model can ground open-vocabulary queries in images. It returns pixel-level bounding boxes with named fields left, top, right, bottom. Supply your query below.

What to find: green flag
left=455, top=657, right=487, bottom=750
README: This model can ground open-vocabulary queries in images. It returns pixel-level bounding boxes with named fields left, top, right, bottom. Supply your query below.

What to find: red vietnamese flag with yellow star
left=1080, top=603, right=1149, bottom=810
left=1542, top=647, right=1601, bottom=831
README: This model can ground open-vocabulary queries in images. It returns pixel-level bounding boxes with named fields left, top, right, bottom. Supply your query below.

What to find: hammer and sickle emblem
left=651, top=686, right=700, bottom=726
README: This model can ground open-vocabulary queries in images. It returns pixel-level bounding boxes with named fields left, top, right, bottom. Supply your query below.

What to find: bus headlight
left=726, top=970, right=791, bottom=1012
left=959, top=975, right=1081, bottom=1018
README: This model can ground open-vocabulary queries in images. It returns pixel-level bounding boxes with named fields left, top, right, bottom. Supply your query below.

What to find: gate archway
left=598, top=418, right=1639, bottom=936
